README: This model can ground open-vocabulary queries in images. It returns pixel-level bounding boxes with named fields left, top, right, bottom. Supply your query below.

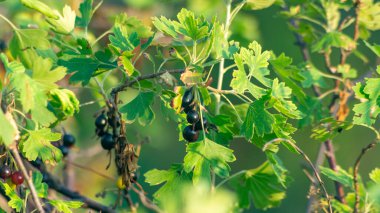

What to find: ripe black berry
left=95, top=127, right=106, bottom=137
left=59, top=145, right=69, bottom=157
left=186, top=110, right=199, bottom=124
left=11, top=171, right=24, bottom=185
left=108, top=116, right=121, bottom=127
left=101, top=133, right=116, bottom=150
left=95, top=114, right=108, bottom=129
left=183, top=126, right=199, bottom=142
left=0, top=165, right=12, bottom=179
left=194, top=118, right=208, bottom=131
left=181, top=88, right=194, bottom=108
left=63, top=134, right=76, bottom=147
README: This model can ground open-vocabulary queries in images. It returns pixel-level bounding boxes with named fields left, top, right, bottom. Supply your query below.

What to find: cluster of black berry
left=58, top=133, right=76, bottom=157
left=95, top=112, right=120, bottom=150
left=0, top=165, right=24, bottom=185
left=181, top=88, right=210, bottom=142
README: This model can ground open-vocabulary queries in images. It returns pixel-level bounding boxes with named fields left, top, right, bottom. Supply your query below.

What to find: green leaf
left=230, top=161, right=288, bottom=210
left=21, top=128, right=62, bottom=165
left=370, top=168, right=380, bottom=184
left=76, top=0, right=93, bottom=28
left=144, top=164, right=191, bottom=200
left=300, top=63, right=328, bottom=89
left=153, top=8, right=211, bottom=41
left=0, top=182, right=23, bottom=212
left=270, top=53, right=306, bottom=102
left=49, top=200, right=83, bottom=213
left=119, top=92, right=155, bottom=126
left=114, top=13, right=153, bottom=38
left=183, top=138, right=236, bottom=184
left=359, top=0, right=380, bottom=31
left=312, top=31, right=356, bottom=52
left=247, top=0, right=275, bottom=10
left=49, top=89, right=80, bottom=120
left=352, top=78, right=380, bottom=126
left=46, top=5, right=76, bottom=34
left=109, top=25, right=140, bottom=54
left=58, top=55, right=100, bottom=85
left=32, top=172, right=48, bottom=198
left=320, top=166, right=353, bottom=188
left=364, top=40, right=380, bottom=57
left=241, top=94, right=274, bottom=139
left=311, top=117, right=353, bottom=141
left=0, top=110, right=17, bottom=146
left=20, top=0, right=59, bottom=18
left=270, top=78, right=302, bottom=119
left=119, top=55, right=135, bottom=76
left=337, top=64, right=357, bottom=79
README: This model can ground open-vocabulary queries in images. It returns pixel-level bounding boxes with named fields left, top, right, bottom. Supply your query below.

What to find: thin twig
left=263, top=138, right=333, bottom=213
left=130, top=186, right=162, bottom=213
left=353, top=141, right=378, bottom=213
left=10, top=146, right=45, bottom=213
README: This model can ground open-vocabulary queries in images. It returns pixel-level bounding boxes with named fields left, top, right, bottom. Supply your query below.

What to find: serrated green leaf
left=311, top=117, right=353, bottom=141
left=0, top=182, right=23, bottom=212
left=241, top=94, right=274, bottom=139
left=49, top=89, right=80, bottom=120
left=312, top=31, right=356, bottom=52
left=144, top=164, right=191, bottom=200
left=119, top=92, right=155, bottom=126
left=32, top=172, right=48, bottom=198
left=320, top=166, right=353, bottom=188
left=183, top=138, right=236, bottom=184
left=46, top=5, right=76, bottom=34
left=230, top=161, right=288, bottom=210
left=76, top=0, right=93, bottom=28
left=270, top=53, right=306, bottom=102
left=352, top=78, right=380, bottom=126
left=270, top=78, right=302, bottom=119
left=109, top=26, right=140, bottom=54
left=337, top=64, right=357, bottom=79
left=49, top=200, right=83, bottom=213
left=21, top=128, right=62, bottom=165
left=300, top=63, right=328, bottom=89
left=58, top=55, right=100, bottom=85
left=114, top=13, right=153, bottom=38
left=119, top=55, right=134, bottom=76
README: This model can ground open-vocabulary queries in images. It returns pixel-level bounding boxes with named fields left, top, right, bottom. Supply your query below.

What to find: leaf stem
left=216, top=170, right=247, bottom=188
left=0, top=14, right=18, bottom=30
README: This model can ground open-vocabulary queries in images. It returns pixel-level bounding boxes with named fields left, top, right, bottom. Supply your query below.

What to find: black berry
left=0, top=165, right=12, bottom=179
left=59, top=145, right=69, bottom=157
left=181, top=88, right=194, bottom=108
left=101, top=133, right=116, bottom=150
left=194, top=117, right=208, bottom=131
left=183, top=126, right=199, bottom=142
left=11, top=171, right=24, bottom=185
left=63, top=134, right=76, bottom=147
left=108, top=116, right=121, bottom=127
left=186, top=110, right=199, bottom=124
left=95, top=127, right=106, bottom=137
left=95, top=114, right=108, bottom=129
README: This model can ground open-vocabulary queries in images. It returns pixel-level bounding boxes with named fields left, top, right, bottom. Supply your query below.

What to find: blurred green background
left=0, top=0, right=379, bottom=212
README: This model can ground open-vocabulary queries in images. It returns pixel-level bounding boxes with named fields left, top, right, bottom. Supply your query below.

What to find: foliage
left=0, top=0, right=379, bottom=212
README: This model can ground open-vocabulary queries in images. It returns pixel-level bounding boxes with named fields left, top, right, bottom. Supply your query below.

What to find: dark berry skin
left=0, top=165, right=12, bottom=179
left=95, top=114, right=108, bottom=129
left=186, top=110, right=199, bottom=124
left=63, top=134, right=76, bottom=147
left=181, top=88, right=194, bottom=108
left=59, top=145, right=69, bottom=157
left=11, top=171, right=24, bottom=185
left=183, top=126, right=199, bottom=142
left=194, top=118, right=208, bottom=131
left=131, top=173, right=138, bottom=182
left=101, top=133, right=116, bottom=150
left=95, top=127, right=106, bottom=137
left=108, top=117, right=121, bottom=127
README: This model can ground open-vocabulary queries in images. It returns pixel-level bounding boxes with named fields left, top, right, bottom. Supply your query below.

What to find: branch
left=30, top=161, right=116, bottom=213
left=263, top=138, right=333, bottom=213
left=10, top=145, right=45, bottom=213
left=353, top=141, right=378, bottom=213
left=111, top=69, right=184, bottom=95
